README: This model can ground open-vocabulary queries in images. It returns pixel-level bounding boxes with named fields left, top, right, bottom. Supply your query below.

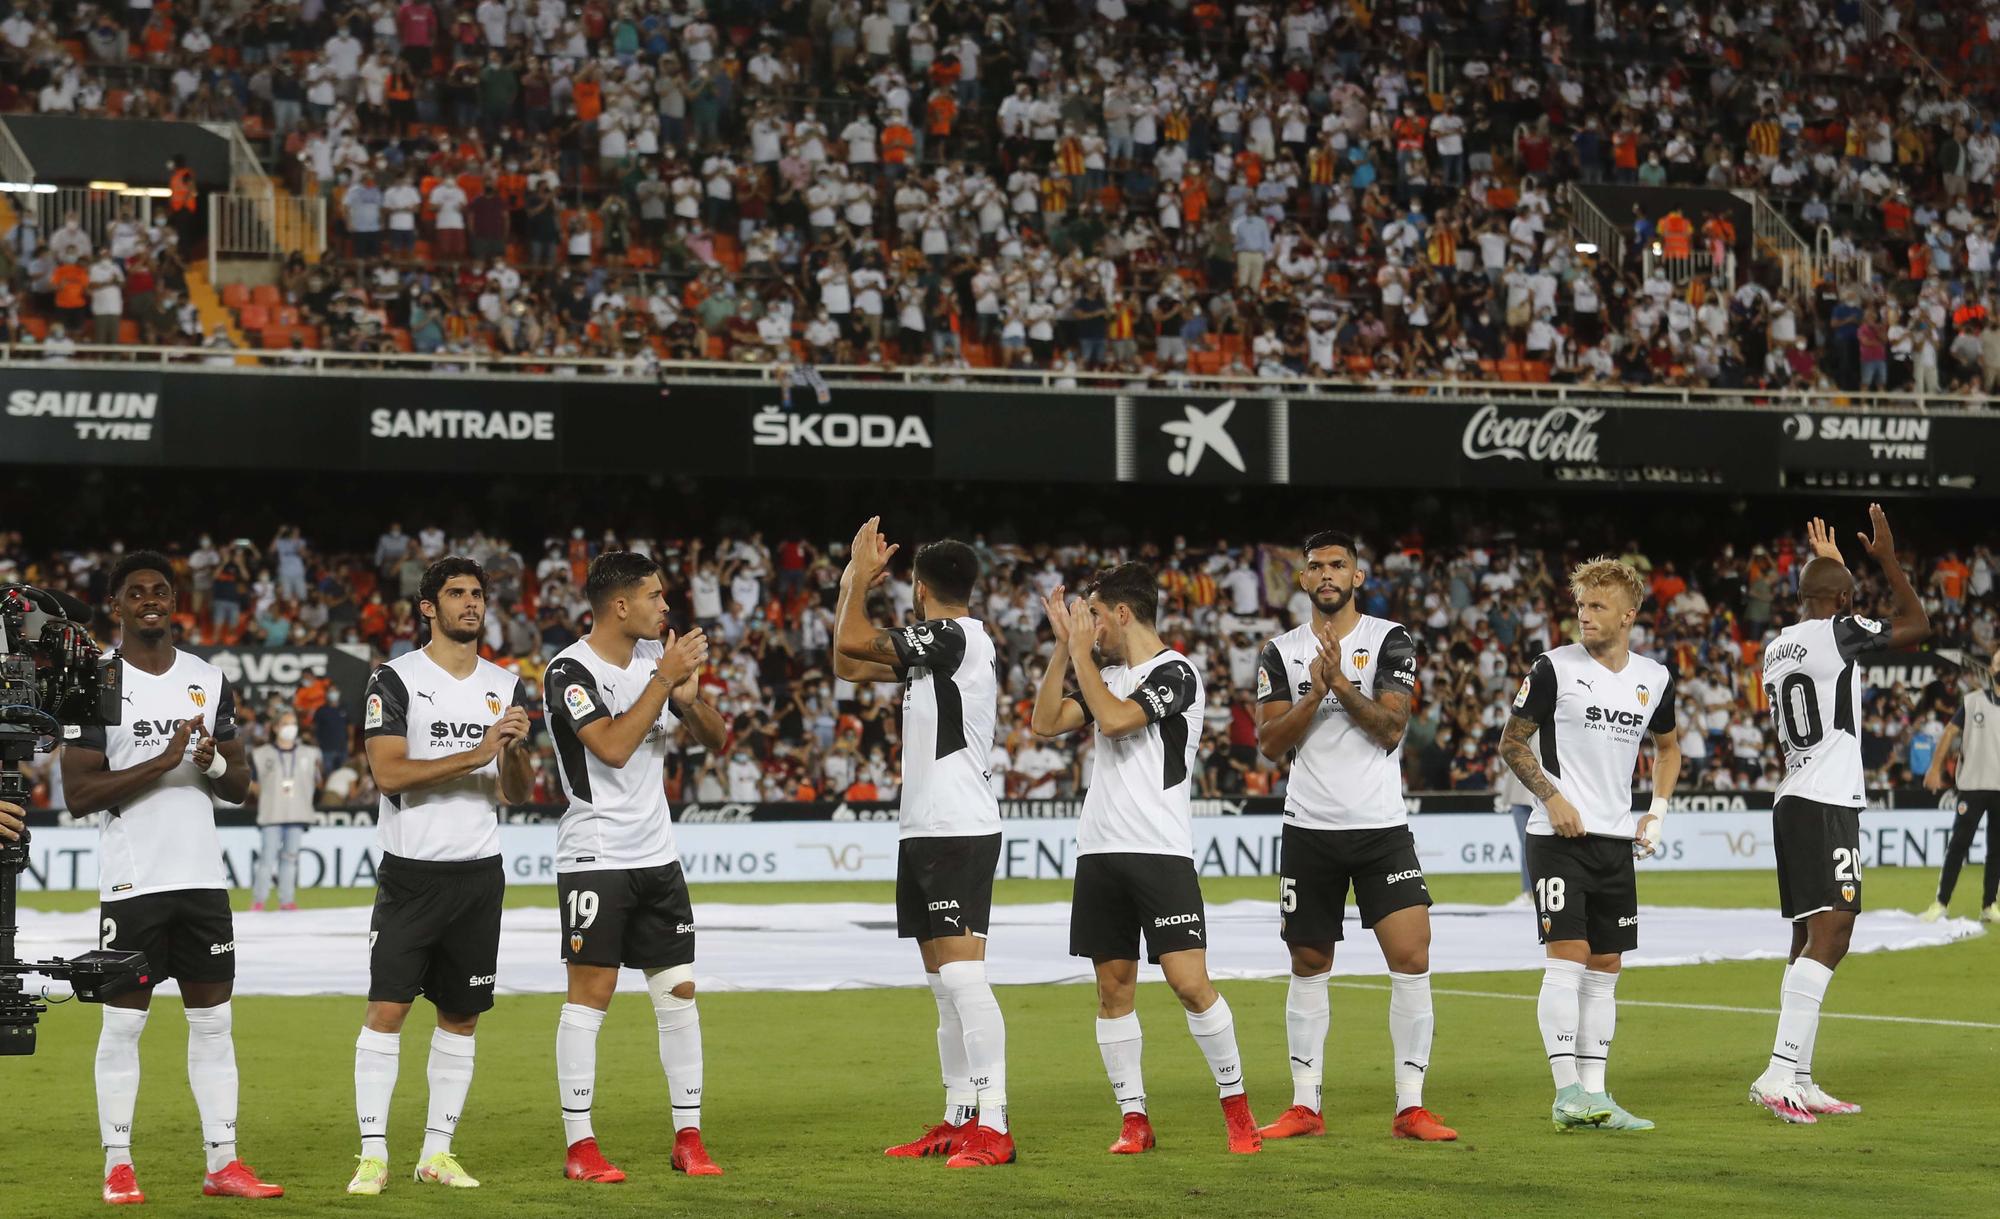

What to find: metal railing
left=1735, top=188, right=1817, bottom=289
left=18, top=185, right=161, bottom=249
left=199, top=122, right=273, bottom=198
left=1858, top=1, right=1955, bottom=92
left=208, top=192, right=326, bottom=263
left=1642, top=247, right=1735, bottom=290
left=0, top=120, right=33, bottom=186
left=1562, top=182, right=1623, bottom=266
left=1814, top=224, right=1874, bottom=287
left=1, top=344, right=1992, bottom=413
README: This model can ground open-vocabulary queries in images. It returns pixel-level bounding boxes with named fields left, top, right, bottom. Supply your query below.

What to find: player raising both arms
left=1254, top=532, right=1456, bottom=1143
left=1032, top=563, right=1262, bottom=1157
left=1748, top=508, right=1927, bottom=1123
left=1500, top=558, right=1681, bottom=1133
left=834, top=518, right=1013, bottom=1169
left=348, top=557, right=536, bottom=1194
left=63, top=552, right=282, bottom=1204
left=540, top=552, right=729, bottom=1180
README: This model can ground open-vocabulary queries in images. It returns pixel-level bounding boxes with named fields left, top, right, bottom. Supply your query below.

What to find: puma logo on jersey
left=1575, top=677, right=1593, bottom=691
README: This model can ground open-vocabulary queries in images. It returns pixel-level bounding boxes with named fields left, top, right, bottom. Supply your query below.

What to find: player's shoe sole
left=1258, top=1105, right=1325, bottom=1139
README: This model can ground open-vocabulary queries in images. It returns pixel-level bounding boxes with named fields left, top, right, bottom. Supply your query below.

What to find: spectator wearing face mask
left=249, top=709, right=324, bottom=911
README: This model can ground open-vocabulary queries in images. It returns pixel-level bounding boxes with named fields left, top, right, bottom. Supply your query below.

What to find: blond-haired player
left=1499, top=557, right=1681, bottom=1132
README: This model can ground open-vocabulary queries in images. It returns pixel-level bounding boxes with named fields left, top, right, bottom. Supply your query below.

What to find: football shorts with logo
left=1772, top=795, right=1864, bottom=920
left=559, top=863, right=697, bottom=969
left=1069, top=852, right=1208, bottom=963
left=1278, top=823, right=1433, bottom=944
left=368, top=853, right=506, bottom=1013
left=896, top=833, right=1002, bottom=940
left=1525, top=834, right=1639, bottom=954
left=99, top=889, right=236, bottom=986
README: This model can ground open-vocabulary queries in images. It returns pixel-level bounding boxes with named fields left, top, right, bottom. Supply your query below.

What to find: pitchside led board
left=2, top=366, right=1996, bottom=496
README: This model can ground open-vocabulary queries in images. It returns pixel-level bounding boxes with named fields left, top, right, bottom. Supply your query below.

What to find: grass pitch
left=6, top=870, right=1996, bottom=1218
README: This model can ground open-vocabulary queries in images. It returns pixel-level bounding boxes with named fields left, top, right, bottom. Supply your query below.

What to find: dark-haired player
left=63, top=550, right=282, bottom=1204
left=1254, top=533, right=1455, bottom=1143
left=1748, top=508, right=1927, bottom=1123
left=832, top=518, right=1011, bottom=1169
left=348, top=557, right=535, bottom=1194
left=540, top=551, right=728, bottom=1180
left=1032, top=563, right=1262, bottom=1157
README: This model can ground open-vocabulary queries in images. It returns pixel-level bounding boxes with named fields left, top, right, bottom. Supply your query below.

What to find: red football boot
left=944, top=1124, right=1016, bottom=1168
left=1108, top=1112, right=1156, bottom=1155
left=201, top=1161, right=283, bottom=1198
left=1392, top=1106, right=1459, bottom=1141
left=1259, top=1105, right=1325, bottom=1139
left=884, top=1122, right=970, bottom=1158
left=564, top=1137, right=627, bottom=1183
left=671, top=1129, right=723, bottom=1177
left=1221, top=1094, right=1263, bottom=1154
left=102, top=1164, right=145, bottom=1205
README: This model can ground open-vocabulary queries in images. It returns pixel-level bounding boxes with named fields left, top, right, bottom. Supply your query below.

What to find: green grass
left=7, top=870, right=1996, bottom=1218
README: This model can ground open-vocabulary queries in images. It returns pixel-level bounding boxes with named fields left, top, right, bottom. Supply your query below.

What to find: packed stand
left=2, top=1, right=1999, bottom=390
left=4, top=521, right=1991, bottom=813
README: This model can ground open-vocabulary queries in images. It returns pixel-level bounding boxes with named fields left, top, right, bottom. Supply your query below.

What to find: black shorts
left=1069, top=852, right=1208, bottom=964
left=99, top=888, right=235, bottom=987
left=368, top=853, right=505, bottom=1014
left=1773, top=795, right=1864, bottom=921
left=559, top=863, right=696, bottom=970
left=1525, top=834, right=1639, bottom=955
left=896, top=833, right=1001, bottom=940
left=1278, top=822, right=1433, bottom=945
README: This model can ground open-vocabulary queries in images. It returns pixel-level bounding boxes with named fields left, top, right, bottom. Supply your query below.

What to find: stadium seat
left=236, top=305, right=269, bottom=331
left=221, top=283, right=251, bottom=310
left=250, top=284, right=281, bottom=308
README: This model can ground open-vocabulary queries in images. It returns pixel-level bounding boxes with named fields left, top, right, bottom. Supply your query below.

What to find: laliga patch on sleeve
left=364, top=693, right=383, bottom=730
left=1256, top=665, right=1272, bottom=699
left=564, top=683, right=597, bottom=720
left=1853, top=616, right=1884, bottom=634
left=1513, top=674, right=1533, bottom=709
left=63, top=723, right=81, bottom=739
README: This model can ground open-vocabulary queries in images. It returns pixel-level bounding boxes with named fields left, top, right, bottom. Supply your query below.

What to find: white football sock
left=1095, top=1012, right=1147, bottom=1115
left=927, top=972, right=976, bottom=1127
left=1576, top=970, right=1619, bottom=1094
left=556, top=1003, right=605, bottom=1145
left=1537, top=959, right=1585, bottom=1090
left=1284, top=971, right=1330, bottom=1111
left=185, top=1003, right=240, bottom=1173
left=420, top=1029, right=475, bottom=1162
left=354, top=1026, right=401, bottom=1162
left=1388, top=970, right=1434, bottom=1112
left=939, top=960, right=1008, bottom=1134
left=1185, top=994, right=1246, bottom=1099
left=97, top=1006, right=148, bottom=1174
left=650, top=984, right=704, bottom=1132
left=1769, top=958, right=1833, bottom=1078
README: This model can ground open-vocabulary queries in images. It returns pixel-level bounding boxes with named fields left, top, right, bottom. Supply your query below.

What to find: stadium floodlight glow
left=1574, top=242, right=1598, bottom=255
left=0, top=181, right=54, bottom=193
left=88, top=180, right=130, bottom=192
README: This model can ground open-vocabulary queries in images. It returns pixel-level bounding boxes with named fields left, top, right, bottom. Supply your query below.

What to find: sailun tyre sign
left=2, top=377, right=166, bottom=460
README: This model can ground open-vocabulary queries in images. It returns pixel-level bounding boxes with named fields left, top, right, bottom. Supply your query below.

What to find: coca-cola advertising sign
left=1461, top=405, right=1606, bottom=463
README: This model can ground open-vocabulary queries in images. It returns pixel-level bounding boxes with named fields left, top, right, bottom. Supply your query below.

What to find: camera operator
left=1, top=797, right=22, bottom=841
left=58, top=552, right=284, bottom=1204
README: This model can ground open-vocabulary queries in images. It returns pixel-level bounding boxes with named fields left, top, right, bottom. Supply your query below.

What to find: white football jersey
left=1075, top=648, right=1204, bottom=859
left=1512, top=643, right=1675, bottom=838
left=1761, top=615, right=1893, bottom=808
left=889, top=617, right=1001, bottom=838
left=1257, top=615, right=1418, bottom=830
left=542, top=637, right=681, bottom=873
left=1953, top=688, right=2000, bottom=792
left=363, top=648, right=528, bottom=861
left=71, top=651, right=237, bottom=900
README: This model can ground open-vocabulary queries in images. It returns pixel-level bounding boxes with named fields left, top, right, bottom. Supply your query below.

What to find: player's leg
left=96, top=901, right=155, bottom=1205
left=1527, top=836, right=1610, bottom=1129
left=1265, top=824, right=1334, bottom=1138
left=557, top=870, right=629, bottom=1182
left=352, top=864, right=425, bottom=1192
left=176, top=892, right=281, bottom=1198
left=934, top=836, right=1012, bottom=1169
left=1977, top=792, right=2000, bottom=921
left=892, top=837, right=977, bottom=1156
left=1356, top=829, right=1453, bottom=1140
left=638, top=864, right=721, bottom=1177
left=1576, top=844, right=1648, bottom=1129
left=1142, top=860, right=1259, bottom=1155
left=411, top=859, right=503, bottom=1187
left=1753, top=800, right=1855, bottom=1122
left=1072, top=855, right=1152, bottom=1153
left=1926, top=796, right=1981, bottom=920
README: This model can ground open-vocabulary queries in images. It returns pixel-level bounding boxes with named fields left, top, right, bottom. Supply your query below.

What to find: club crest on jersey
left=364, top=693, right=383, bottom=730
left=569, top=933, right=584, bottom=953
left=564, top=684, right=596, bottom=720
left=1351, top=647, right=1371, bottom=671
left=186, top=684, right=207, bottom=709
left=1635, top=683, right=1650, bottom=707
left=1840, top=883, right=1856, bottom=903
left=1540, top=915, right=1552, bottom=934
left=485, top=691, right=502, bottom=716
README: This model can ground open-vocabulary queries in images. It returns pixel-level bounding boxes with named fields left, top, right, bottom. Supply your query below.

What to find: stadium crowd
left=5, top=1, right=2000, bottom=391
left=5, top=519, right=1992, bottom=812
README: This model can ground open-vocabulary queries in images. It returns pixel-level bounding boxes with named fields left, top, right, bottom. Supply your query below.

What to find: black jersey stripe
left=550, top=712, right=593, bottom=804
left=931, top=665, right=968, bottom=760
left=1159, top=706, right=1189, bottom=790
left=1538, top=715, right=1562, bottom=780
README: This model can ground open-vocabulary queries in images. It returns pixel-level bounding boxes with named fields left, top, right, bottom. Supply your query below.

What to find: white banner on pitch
left=15, top=810, right=1981, bottom=891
